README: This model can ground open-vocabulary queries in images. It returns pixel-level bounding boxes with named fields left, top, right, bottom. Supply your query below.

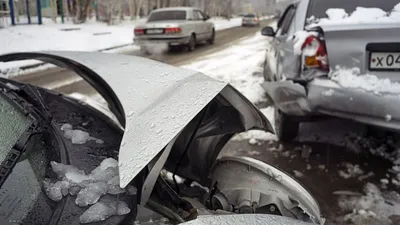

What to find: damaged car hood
left=0, top=51, right=273, bottom=188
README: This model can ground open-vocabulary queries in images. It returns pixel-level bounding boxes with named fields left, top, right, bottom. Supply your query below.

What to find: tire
left=274, top=107, right=300, bottom=141
left=207, top=29, right=215, bottom=45
left=187, top=34, right=196, bottom=52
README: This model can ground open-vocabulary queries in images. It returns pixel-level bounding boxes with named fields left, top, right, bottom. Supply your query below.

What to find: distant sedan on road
left=242, top=13, right=260, bottom=27
left=134, top=7, right=215, bottom=53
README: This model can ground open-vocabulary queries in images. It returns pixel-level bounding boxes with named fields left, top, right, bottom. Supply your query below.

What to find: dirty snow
left=308, top=3, right=400, bottom=26
left=338, top=163, right=364, bottom=179
left=336, top=183, right=400, bottom=224
left=45, top=158, right=133, bottom=223
left=61, top=123, right=104, bottom=144
left=329, top=66, right=400, bottom=95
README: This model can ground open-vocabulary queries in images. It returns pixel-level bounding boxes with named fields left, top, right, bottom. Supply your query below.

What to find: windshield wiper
left=0, top=82, right=51, bottom=187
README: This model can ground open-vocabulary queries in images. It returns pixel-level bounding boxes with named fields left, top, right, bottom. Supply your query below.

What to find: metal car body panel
left=181, top=214, right=313, bottom=225
left=134, top=7, right=214, bottom=46
left=263, top=78, right=400, bottom=131
left=0, top=51, right=274, bottom=189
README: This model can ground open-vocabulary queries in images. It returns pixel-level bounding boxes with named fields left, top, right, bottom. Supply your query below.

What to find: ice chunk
left=293, top=170, right=304, bottom=178
left=79, top=200, right=131, bottom=224
left=51, top=161, right=82, bottom=179
left=69, top=185, right=82, bottom=196
left=79, top=202, right=116, bottom=223
left=43, top=179, right=64, bottom=202
left=116, top=201, right=131, bottom=215
left=126, top=185, right=138, bottom=195
left=91, top=158, right=118, bottom=175
left=91, top=167, right=118, bottom=183
left=61, top=123, right=73, bottom=131
left=76, top=182, right=109, bottom=207
left=64, top=171, right=91, bottom=187
left=107, top=176, right=125, bottom=195
left=61, top=123, right=104, bottom=144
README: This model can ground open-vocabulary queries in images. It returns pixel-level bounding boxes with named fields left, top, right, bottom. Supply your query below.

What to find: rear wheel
left=207, top=29, right=215, bottom=45
left=187, top=34, right=196, bottom=52
left=274, top=107, right=300, bottom=141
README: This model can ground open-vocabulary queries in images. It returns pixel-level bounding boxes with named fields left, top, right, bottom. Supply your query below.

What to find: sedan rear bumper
left=134, top=36, right=191, bottom=47
left=307, top=78, right=400, bottom=130
left=242, top=21, right=259, bottom=26
left=262, top=78, right=400, bottom=130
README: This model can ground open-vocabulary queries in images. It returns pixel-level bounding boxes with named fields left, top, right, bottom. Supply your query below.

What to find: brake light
left=301, top=35, right=329, bottom=71
left=134, top=28, right=144, bottom=35
left=254, top=18, right=259, bottom=22
left=165, top=27, right=181, bottom=34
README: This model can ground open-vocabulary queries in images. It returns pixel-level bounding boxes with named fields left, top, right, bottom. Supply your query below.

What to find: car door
left=193, top=10, right=207, bottom=41
left=268, top=5, right=297, bottom=81
left=198, top=10, right=213, bottom=39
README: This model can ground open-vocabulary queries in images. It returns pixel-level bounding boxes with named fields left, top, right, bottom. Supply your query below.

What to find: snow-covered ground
left=0, top=16, right=247, bottom=74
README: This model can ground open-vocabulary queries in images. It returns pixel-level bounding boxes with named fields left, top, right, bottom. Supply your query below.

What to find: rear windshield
left=244, top=14, right=257, bottom=18
left=148, top=10, right=187, bottom=22
left=307, top=0, right=400, bottom=18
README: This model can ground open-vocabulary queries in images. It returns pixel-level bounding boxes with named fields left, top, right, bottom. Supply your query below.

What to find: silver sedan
left=134, top=7, right=215, bottom=52
left=261, top=0, right=400, bottom=141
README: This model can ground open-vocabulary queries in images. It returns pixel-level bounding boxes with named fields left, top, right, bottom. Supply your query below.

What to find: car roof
left=152, top=7, right=199, bottom=12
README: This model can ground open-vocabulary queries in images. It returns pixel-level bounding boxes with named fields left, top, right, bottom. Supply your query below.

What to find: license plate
left=369, top=52, right=400, bottom=70
left=146, top=29, right=164, bottom=34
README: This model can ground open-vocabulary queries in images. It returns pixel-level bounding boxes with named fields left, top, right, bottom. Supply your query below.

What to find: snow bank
left=308, top=3, right=400, bottom=26
left=45, top=158, right=135, bottom=223
left=329, top=66, right=400, bottom=95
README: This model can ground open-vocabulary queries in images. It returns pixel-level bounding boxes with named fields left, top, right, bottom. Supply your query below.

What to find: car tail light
left=165, top=27, right=181, bottom=34
left=301, top=35, right=329, bottom=72
left=254, top=18, right=259, bottom=22
left=134, top=28, right=144, bottom=35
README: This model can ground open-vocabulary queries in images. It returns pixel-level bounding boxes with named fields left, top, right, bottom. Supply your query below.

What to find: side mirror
left=261, top=26, right=275, bottom=37
left=204, top=15, right=210, bottom=21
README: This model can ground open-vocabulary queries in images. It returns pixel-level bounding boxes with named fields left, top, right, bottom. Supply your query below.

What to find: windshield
left=307, top=0, right=400, bottom=18
left=148, top=10, right=187, bottom=22
left=244, top=14, right=257, bottom=18
left=0, top=92, right=33, bottom=164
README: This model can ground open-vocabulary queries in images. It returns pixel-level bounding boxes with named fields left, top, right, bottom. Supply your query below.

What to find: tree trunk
left=74, top=0, right=93, bottom=24
left=136, top=0, right=144, bottom=18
